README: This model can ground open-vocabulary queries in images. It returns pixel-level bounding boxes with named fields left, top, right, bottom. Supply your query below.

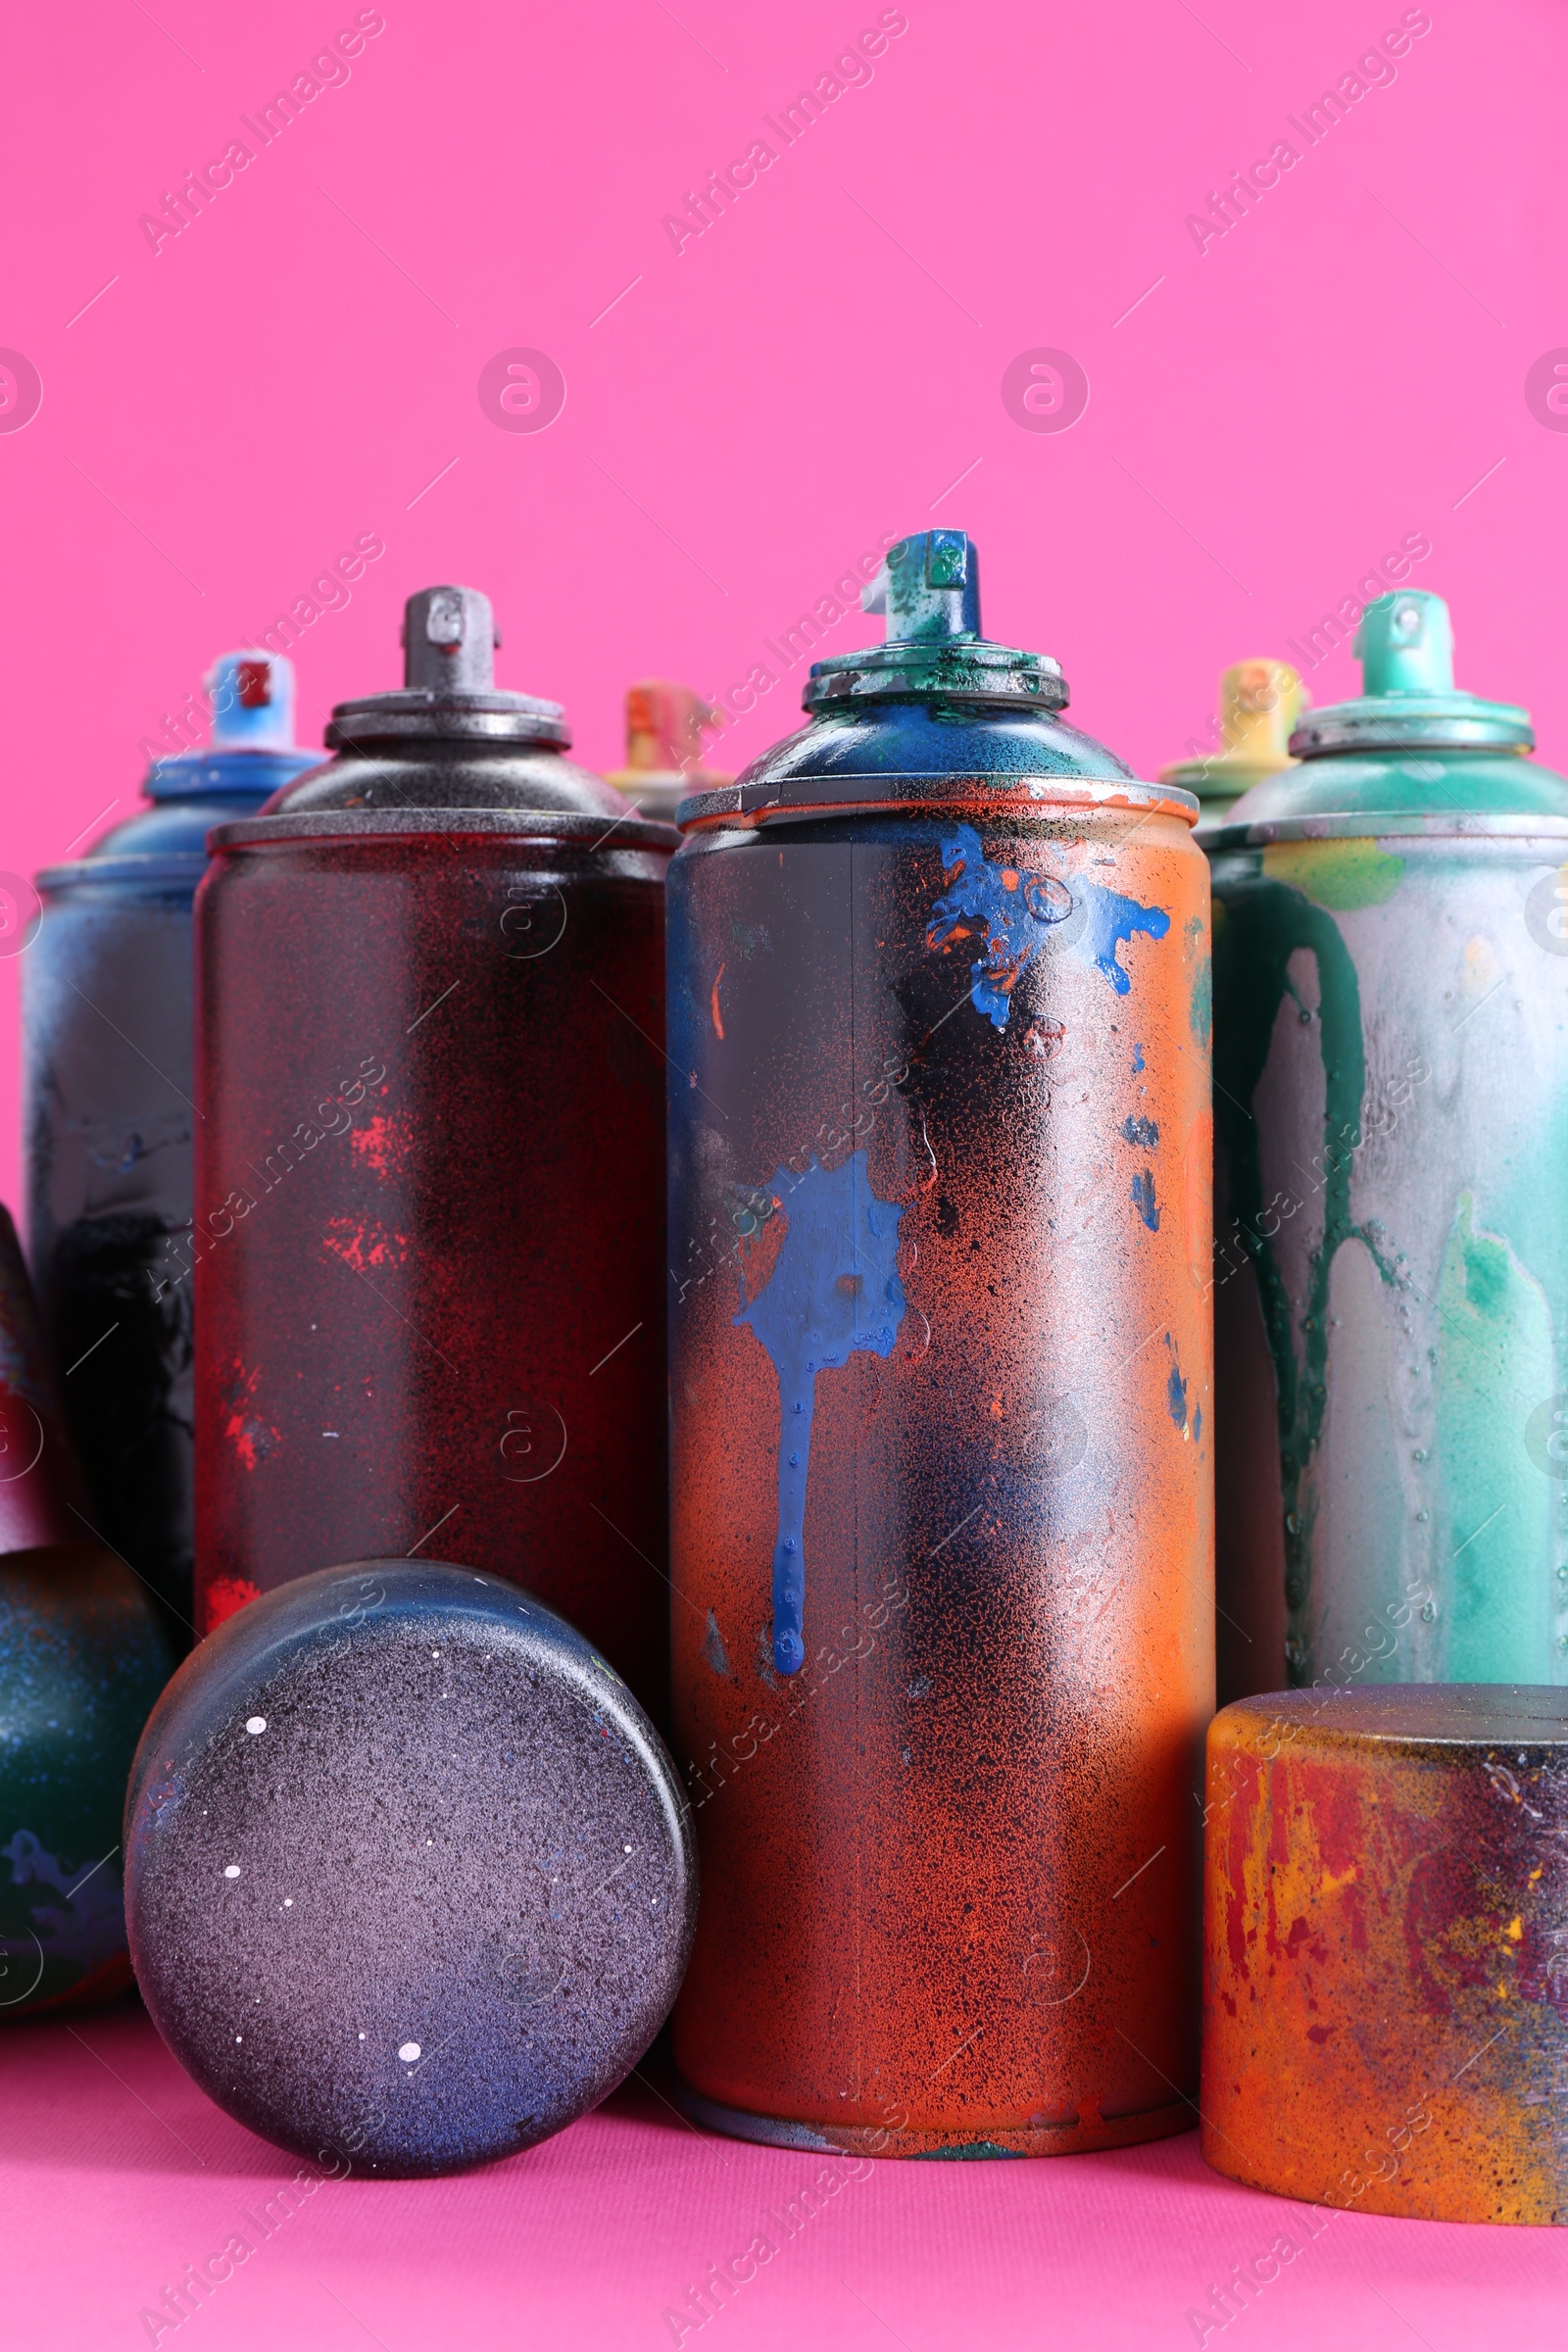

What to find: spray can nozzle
left=205, top=651, right=302, bottom=751
left=399, top=586, right=503, bottom=695
left=862, top=529, right=983, bottom=643
left=1354, top=591, right=1456, bottom=698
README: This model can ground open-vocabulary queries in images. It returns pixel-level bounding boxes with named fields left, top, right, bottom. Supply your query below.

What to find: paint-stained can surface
left=1208, top=594, right=1568, bottom=1699
left=193, top=591, right=673, bottom=1717
left=667, top=532, right=1213, bottom=2153
left=0, top=1204, right=172, bottom=2016
left=24, top=654, right=316, bottom=1640
left=1201, top=1684, right=1568, bottom=2225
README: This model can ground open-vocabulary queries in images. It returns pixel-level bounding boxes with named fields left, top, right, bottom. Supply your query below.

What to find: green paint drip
left=1189, top=936, right=1212, bottom=1049
left=1262, top=839, right=1405, bottom=912
left=1214, top=878, right=1394, bottom=1679
left=1434, top=1193, right=1554, bottom=1680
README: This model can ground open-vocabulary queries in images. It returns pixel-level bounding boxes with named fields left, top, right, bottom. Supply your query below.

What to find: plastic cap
left=399, top=586, right=501, bottom=694
left=861, top=529, right=982, bottom=642
left=1217, top=659, right=1304, bottom=767
left=622, top=680, right=722, bottom=773
left=205, top=652, right=302, bottom=751
left=1354, top=591, right=1455, bottom=697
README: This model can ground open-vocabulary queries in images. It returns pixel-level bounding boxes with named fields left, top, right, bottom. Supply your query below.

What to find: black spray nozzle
left=400, top=586, right=502, bottom=695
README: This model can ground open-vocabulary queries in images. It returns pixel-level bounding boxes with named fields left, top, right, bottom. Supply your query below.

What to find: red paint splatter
left=322, top=1217, right=409, bottom=1274
left=710, top=963, right=726, bottom=1041
left=351, top=1115, right=402, bottom=1175
left=203, top=1575, right=261, bottom=1631
left=220, top=1360, right=278, bottom=1470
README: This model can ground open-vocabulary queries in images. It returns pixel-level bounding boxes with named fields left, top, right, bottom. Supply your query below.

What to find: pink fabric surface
left=4, top=2003, right=1564, bottom=2350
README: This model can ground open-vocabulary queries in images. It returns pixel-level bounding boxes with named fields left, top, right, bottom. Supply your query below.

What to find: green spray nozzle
left=1354, top=591, right=1455, bottom=698
left=862, top=529, right=982, bottom=642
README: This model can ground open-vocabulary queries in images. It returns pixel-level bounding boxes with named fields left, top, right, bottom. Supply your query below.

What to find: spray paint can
left=194, top=588, right=674, bottom=1717
left=0, top=1203, right=172, bottom=2015
left=606, top=680, right=732, bottom=825
left=1159, top=659, right=1305, bottom=826
left=24, top=655, right=316, bottom=1640
left=665, top=529, right=1212, bottom=2155
left=1209, top=590, right=1568, bottom=1700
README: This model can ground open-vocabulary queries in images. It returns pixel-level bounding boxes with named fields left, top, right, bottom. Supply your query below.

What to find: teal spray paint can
left=1208, top=592, right=1568, bottom=1698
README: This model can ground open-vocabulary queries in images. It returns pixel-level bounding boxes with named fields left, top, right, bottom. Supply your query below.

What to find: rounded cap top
left=124, top=1559, right=697, bottom=2177
left=804, top=529, right=1068, bottom=713
left=1160, top=660, right=1304, bottom=795
left=143, top=650, right=318, bottom=802
left=324, top=585, right=571, bottom=748
left=1290, top=591, right=1534, bottom=756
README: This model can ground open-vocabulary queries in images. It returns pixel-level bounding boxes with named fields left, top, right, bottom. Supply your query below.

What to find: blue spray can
left=24, top=654, right=318, bottom=1640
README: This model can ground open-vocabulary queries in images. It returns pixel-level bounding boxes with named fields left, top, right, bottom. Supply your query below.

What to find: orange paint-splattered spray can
left=665, top=531, right=1214, bottom=2155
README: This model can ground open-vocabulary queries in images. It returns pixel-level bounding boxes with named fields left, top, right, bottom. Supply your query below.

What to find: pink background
left=5, top=1, right=1568, bottom=2337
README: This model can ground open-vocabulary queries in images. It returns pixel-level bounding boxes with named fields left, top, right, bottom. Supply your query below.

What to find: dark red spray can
left=192, top=588, right=673, bottom=1714
left=666, top=531, right=1213, bottom=2156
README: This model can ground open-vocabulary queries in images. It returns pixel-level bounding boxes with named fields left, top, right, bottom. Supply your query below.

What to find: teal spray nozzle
left=1351, top=591, right=1456, bottom=699
left=1289, top=591, right=1533, bottom=760
left=862, top=528, right=983, bottom=640
left=1219, top=589, right=1566, bottom=825
left=806, top=529, right=1066, bottom=713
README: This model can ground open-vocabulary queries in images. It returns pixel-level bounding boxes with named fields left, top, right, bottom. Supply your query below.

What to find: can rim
left=207, top=808, right=679, bottom=853
left=1201, top=810, right=1568, bottom=849
left=677, top=773, right=1198, bottom=831
left=37, top=851, right=208, bottom=892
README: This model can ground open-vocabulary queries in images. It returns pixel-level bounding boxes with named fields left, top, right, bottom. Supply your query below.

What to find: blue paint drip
left=1132, top=1170, right=1159, bottom=1231
left=926, top=823, right=1073, bottom=1029
left=1166, top=1357, right=1188, bottom=1431
left=1121, top=1114, right=1159, bottom=1148
left=1132, top=1042, right=1146, bottom=1072
left=733, top=1152, right=906, bottom=1674
left=1077, top=880, right=1169, bottom=995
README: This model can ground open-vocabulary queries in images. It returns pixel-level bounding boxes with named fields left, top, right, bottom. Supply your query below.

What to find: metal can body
left=667, top=801, right=1213, bottom=2152
left=194, top=810, right=671, bottom=1714
left=1212, top=814, right=1568, bottom=1695
left=24, top=861, right=204, bottom=1631
left=24, top=656, right=315, bottom=1637
left=0, top=1203, right=172, bottom=2016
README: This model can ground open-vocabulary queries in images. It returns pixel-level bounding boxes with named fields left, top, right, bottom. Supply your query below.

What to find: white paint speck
left=623, top=1843, right=632, bottom=1853
left=398, top=2041, right=420, bottom=2063
left=283, top=1898, right=293, bottom=1907
left=322, top=1430, right=339, bottom=1438
left=235, top=2034, right=243, bottom=2042
left=245, top=1716, right=267, bottom=1736
left=223, top=1865, right=241, bottom=1879
left=359, top=2033, right=367, bottom=2040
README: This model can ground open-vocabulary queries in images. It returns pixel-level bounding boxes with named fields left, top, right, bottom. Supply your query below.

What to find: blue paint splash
left=1132, top=1170, right=1159, bottom=1231
left=1132, top=1042, right=1146, bottom=1073
left=926, top=824, right=1073, bottom=1029
left=1079, top=880, right=1170, bottom=995
left=733, top=1152, right=906, bottom=1674
left=1121, top=1114, right=1158, bottom=1148
left=926, top=824, right=1169, bottom=1024
left=1166, top=1352, right=1188, bottom=1432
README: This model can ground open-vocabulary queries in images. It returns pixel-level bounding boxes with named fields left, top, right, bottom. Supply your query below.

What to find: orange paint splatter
left=710, top=962, right=726, bottom=1041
